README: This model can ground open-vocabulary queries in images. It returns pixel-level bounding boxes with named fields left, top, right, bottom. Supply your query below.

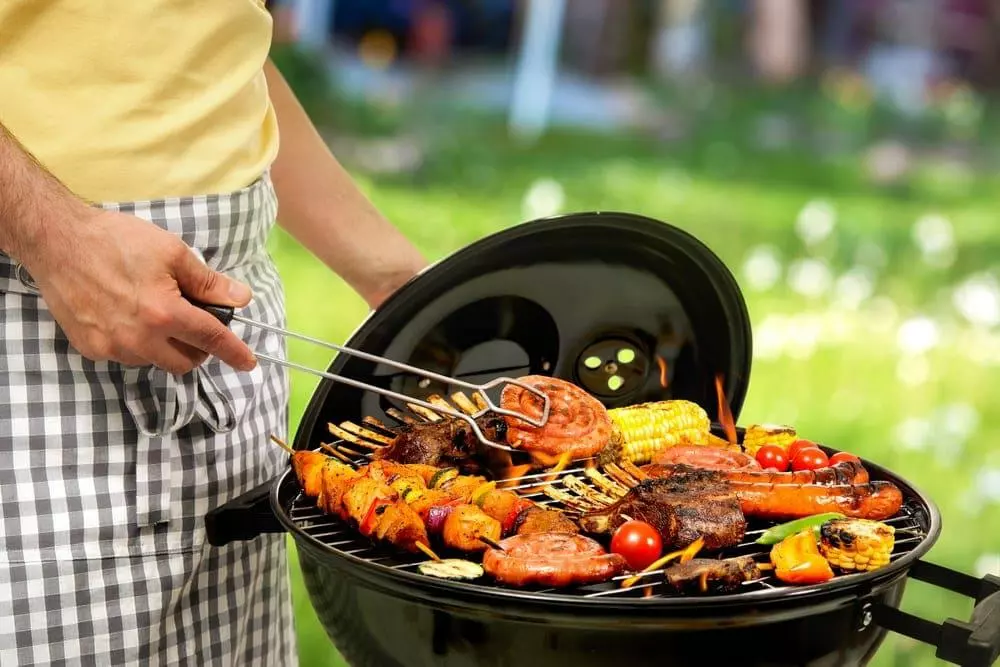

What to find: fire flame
left=655, top=356, right=669, bottom=389
left=715, top=373, right=738, bottom=445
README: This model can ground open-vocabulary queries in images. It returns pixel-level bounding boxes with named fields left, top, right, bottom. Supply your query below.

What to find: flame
left=497, top=464, right=533, bottom=490
left=656, top=356, right=669, bottom=389
left=715, top=373, right=738, bottom=445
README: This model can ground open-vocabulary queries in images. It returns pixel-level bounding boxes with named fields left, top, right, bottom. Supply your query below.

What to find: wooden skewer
left=621, top=537, right=705, bottom=588
left=479, top=536, right=504, bottom=551
left=385, top=407, right=419, bottom=425
left=328, top=423, right=382, bottom=450
left=563, top=475, right=615, bottom=507
left=471, top=392, right=488, bottom=412
left=407, top=403, right=442, bottom=422
left=603, top=464, right=639, bottom=490
left=318, top=442, right=354, bottom=463
left=339, top=420, right=394, bottom=445
left=450, top=391, right=478, bottom=415
left=620, top=460, right=648, bottom=482
left=415, top=542, right=441, bottom=561
left=269, top=434, right=295, bottom=454
left=360, top=416, right=397, bottom=435
left=334, top=444, right=368, bottom=459
left=584, top=467, right=628, bottom=498
left=426, top=394, right=453, bottom=411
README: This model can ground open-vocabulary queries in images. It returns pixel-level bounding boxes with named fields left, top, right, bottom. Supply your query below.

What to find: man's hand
left=0, top=121, right=255, bottom=376
left=24, top=208, right=257, bottom=375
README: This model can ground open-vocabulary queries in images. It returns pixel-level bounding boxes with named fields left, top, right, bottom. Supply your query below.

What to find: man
left=0, top=2, right=427, bottom=665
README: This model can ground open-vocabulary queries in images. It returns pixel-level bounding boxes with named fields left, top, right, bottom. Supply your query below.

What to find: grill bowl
left=205, top=212, right=1000, bottom=667
left=274, top=443, right=938, bottom=667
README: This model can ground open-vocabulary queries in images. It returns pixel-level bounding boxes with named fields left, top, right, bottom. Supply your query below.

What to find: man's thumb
left=175, top=246, right=253, bottom=307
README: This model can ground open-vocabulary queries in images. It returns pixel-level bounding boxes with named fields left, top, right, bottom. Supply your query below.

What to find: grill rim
left=272, top=451, right=943, bottom=613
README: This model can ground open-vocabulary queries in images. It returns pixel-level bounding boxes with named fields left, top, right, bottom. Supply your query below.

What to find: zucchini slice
left=418, top=559, right=484, bottom=581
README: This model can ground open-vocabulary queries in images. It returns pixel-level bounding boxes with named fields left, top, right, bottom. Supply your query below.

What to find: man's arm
left=0, top=122, right=256, bottom=374
left=263, top=59, right=428, bottom=309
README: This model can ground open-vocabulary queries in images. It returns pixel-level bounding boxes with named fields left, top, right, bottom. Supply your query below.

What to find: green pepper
left=755, top=512, right=845, bottom=545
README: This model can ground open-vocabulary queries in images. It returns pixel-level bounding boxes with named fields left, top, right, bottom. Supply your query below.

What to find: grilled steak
left=664, top=555, right=761, bottom=595
left=579, top=475, right=747, bottom=551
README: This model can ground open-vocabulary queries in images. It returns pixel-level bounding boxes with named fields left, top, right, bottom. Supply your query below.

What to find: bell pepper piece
left=770, top=530, right=835, bottom=585
left=755, top=512, right=846, bottom=545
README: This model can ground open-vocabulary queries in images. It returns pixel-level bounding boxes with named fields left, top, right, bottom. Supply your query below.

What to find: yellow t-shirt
left=0, top=0, right=280, bottom=203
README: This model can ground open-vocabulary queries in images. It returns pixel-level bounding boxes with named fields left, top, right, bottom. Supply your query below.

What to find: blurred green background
left=265, top=2, right=1000, bottom=665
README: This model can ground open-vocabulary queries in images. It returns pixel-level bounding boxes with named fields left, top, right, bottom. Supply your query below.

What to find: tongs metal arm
left=195, top=301, right=551, bottom=452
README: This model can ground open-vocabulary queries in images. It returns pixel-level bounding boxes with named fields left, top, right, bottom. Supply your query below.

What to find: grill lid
left=294, top=211, right=752, bottom=449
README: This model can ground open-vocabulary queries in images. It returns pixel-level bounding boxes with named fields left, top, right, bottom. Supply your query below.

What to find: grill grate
left=285, top=447, right=930, bottom=601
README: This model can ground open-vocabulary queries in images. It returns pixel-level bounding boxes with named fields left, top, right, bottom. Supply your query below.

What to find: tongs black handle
left=190, top=299, right=235, bottom=327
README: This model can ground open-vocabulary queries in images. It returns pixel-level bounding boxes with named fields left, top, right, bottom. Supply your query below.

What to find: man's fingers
left=168, top=338, right=210, bottom=368
left=173, top=245, right=253, bottom=308
left=170, top=304, right=257, bottom=371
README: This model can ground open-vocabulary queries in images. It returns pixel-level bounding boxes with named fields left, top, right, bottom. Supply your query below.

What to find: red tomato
left=829, top=451, right=861, bottom=466
left=755, top=444, right=789, bottom=472
left=610, top=520, right=663, bottom=571
left=788, top=439, right=818, bottom=461
left=791, top=447, right=830, bottom=471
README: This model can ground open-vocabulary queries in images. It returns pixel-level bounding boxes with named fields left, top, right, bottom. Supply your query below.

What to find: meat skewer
left=284, top=442, right=580, bottom=555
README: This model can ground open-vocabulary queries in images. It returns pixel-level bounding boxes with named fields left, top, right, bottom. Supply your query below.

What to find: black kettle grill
left=205, top=212, right=1000, bottom=667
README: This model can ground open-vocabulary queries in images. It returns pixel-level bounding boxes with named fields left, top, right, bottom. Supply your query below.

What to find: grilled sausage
left=642, top=460, right=870, bottom=487
left=500, top=375, right=614, bottom=460
left=482, top=533, right=627, bottom=588
left=731, top=479, right=903, bottom=521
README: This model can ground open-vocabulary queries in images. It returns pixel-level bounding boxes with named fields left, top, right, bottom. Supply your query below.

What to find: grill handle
left=872, top=559, right=1000, bottom=667
left=204, top=481, right=284, bottom=547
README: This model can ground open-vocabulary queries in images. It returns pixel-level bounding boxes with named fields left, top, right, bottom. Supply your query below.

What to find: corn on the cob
left=819, top=518, right=895, bottom=573
left=597, top=400, right=711, bottom=465
left=742, top=423, right=797, bottom=455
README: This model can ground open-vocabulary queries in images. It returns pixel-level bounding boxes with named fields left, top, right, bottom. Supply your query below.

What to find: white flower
left=834, top=266, right=876, bottom=309
left=893, top=417, right=932, bottom=452
left=896, top=355, right=930, bottom=387
left=912, top=214, right=956, bottom=268
left=522, top=178, right=564, bottom=220
left=742, top=245, right=782, bottom=292
left=788, top=258, right=833, bottom=299
left=953, top=273, right=1000, bottom=328
left=795, top=199, right=836, bottom=246
left=896, top=316, right=940, bottom=355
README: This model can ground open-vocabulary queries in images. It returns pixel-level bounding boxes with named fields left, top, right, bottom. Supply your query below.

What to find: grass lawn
left=266, top=75, right=1000, bottom=666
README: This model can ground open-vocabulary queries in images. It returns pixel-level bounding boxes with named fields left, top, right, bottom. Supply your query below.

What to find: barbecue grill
left=205, top=211, right=1000, bottom=667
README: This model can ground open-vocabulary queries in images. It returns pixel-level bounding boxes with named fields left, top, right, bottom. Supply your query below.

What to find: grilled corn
left=597, top=400, right=711, bottom=465
left=742, top=423, right=797, bottom=455
left=819, top=518, right=895, bottom=573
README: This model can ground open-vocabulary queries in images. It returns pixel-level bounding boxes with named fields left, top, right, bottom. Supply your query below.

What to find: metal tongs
left=195, top=300, right=551, bottom=452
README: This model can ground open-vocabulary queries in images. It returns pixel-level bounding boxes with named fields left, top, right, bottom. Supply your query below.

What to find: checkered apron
left=0, top=174, right=297, bottom=666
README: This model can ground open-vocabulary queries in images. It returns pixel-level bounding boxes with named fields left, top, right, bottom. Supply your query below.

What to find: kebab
left=287, top=444, right=578, bottom=555
left=285, top=444, right=499, bottom=554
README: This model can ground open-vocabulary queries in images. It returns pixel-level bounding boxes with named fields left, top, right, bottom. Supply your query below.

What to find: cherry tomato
left=791, top=447, right=830, bottom=472
left=755, top=444, right=789, bottom=472
left=610, top=520, right=663, bottom=571
left=829, top=451, right=861, bottom=466
left=788, top=439, right=818, bottom=461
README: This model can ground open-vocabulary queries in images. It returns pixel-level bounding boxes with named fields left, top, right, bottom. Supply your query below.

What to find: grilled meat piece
left=441, top=505, right=502, bottom=552
left=639, top=463, right=901, bottom=521
left=579, top=476, right=747, bottom=551
left=372, top=415, right=506, bottom=472
left=500, top=375, right=614, bottom=460
left=664, top=556, right=762, bottom=595
left=482, top=533, right=627, bottom=588
left=513, top=506, right=580, bottom=535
